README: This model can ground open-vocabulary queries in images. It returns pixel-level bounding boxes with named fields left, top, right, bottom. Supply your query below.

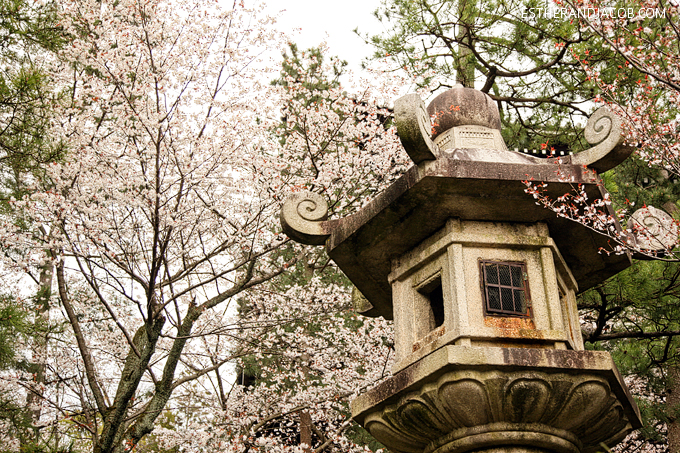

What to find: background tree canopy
left=364, top=0, right=651, bottom=151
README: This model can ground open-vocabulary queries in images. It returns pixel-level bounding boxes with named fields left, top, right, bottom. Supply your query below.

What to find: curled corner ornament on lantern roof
left=280, top=85, right=636, bottom=320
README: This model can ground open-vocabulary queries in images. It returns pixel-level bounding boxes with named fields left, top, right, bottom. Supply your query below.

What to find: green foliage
left=0, top=295, right=29, bottom=370
left=578, top=260, right=680, bottom=441
left=0, top=294, right=51, bottom=453
left=0, top=393, right=30, bottom=451
left=267, top=41, right=381, bottom=296
left=0, top=2, right=65, bottom=451
left=0, top=66, right=66, bottom=189
left=0, top=0, right=66, bottom=196
left=344, top=424, right=386, bottom=452
left=634, top=397, right=669, bottom=443
left=269, top=247, right=352, bottom=292
left=271, top=42, right=351, bottom=161
left=581, top=261, right=680, bottom=365
left=0, top=0, right=64, bottom=54
left=272, top=43, right=347, bottom=106
left=606, top=157, right=680, bottom=214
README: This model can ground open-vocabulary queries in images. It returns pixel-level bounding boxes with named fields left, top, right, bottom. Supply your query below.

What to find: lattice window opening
left=480, top=260, right=530, bottom=316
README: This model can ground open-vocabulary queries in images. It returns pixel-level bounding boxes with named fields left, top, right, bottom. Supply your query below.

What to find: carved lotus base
left=352, top=347, right=641, bottom=453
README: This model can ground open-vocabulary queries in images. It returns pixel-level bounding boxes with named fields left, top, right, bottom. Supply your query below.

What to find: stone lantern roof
left=282, top=85, right=634, bottom=320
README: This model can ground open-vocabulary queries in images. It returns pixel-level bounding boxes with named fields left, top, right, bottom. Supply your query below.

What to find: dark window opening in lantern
left=418, top=277, right=445, bottom=330
left=481, top=260, right=529, bottom=316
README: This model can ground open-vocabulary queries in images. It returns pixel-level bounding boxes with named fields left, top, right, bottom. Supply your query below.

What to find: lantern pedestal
left=352, top=346, right=640, bottom=453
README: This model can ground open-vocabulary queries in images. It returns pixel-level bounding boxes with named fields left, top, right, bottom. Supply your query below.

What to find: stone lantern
left=281, top=85, right=643, bottom=453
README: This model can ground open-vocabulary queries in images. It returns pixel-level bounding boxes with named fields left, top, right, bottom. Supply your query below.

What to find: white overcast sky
left=263, top=0, right=386, bottom=74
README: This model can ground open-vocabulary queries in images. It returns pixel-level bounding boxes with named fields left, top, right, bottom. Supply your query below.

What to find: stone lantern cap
left=281, top=86, right=635, bottom=319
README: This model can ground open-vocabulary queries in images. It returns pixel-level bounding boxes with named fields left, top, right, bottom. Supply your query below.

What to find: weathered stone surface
left=352, top=346, right=641, bottom=453
left=427, top=85, right=502, bottom=138
left=434, top=126, right=511, bottom=155
left=438, top=147, right=535, bottom=164
left=395, top=93, right=440, bottom=164
left=280, top=86, right=639, bottom=453
left=389, top=219, right=583, bottom=373
left=629, top=205, right=679, bottom=252
left=568, top=107, right=635, bottom=173
left=352, top=286, right=373, bottom=312
left=280, top=192, right=331, bottom=246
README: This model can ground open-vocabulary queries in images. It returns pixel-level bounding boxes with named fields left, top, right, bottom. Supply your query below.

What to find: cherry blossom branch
left=56, top=259, right=109, bottom=416
left=523, top=177, right=680, bottom=261
left=562, top=0, right=680, bottom=93
left=313, top=417, right=354, bottom=453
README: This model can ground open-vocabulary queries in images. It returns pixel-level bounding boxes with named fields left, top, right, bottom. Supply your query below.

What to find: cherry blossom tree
left=139, top=278, right=394, bottom=453
left=518, top=0, right=680, bottom=256
left=0, top=1, right=410, bottom=451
